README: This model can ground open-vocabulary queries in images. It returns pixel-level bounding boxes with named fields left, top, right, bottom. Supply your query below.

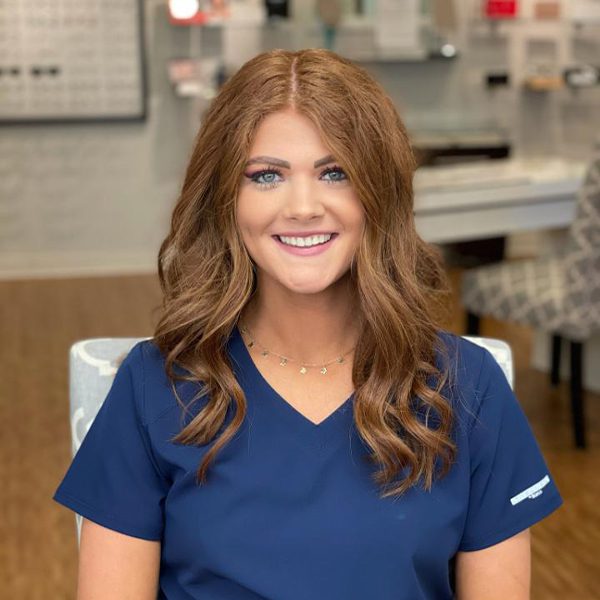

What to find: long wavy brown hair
left=153, top=48, right=456, bottom=498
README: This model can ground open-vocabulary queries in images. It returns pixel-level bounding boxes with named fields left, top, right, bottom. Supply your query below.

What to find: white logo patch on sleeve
left=510, top=475, right=550, bottom=506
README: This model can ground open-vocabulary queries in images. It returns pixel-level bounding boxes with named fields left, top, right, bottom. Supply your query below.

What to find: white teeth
left=278, top=234, right=333, bottom=247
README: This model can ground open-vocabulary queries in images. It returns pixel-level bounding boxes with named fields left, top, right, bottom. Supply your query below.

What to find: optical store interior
left=2, top=0, right=599, bottom=598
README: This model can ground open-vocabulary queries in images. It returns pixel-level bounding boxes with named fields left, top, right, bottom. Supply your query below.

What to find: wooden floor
left=1, top=269, right=598, bottom=599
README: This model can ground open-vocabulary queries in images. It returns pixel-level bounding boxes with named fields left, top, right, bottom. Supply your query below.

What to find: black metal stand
left=570, top=341, right=586, bottom=449
left=466, top=311, right=481, bottom=336
left=550, top=334, right=562, bottom=386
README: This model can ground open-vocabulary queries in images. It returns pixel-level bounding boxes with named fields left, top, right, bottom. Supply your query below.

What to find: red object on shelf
left=168, top=11, right=210, bottom=25
left=485, top=1, right=518, bottom=19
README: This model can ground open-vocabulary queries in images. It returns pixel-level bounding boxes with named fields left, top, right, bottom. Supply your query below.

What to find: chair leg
left=466, top=312, right=480, bottom=336
left=569, top=341, right=586, bottom=449
left=550, top=334, right=562, bottom=387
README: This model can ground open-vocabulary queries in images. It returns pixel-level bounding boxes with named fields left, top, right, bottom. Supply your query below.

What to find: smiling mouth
left=272, top=233, right=339, bottom=254
left=272, top=233, right=338, bottom=246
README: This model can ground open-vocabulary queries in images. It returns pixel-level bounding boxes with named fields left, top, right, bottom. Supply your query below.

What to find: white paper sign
left=374, top=0, right=420, bottom=53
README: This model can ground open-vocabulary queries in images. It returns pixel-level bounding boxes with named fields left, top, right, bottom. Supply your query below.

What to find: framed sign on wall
left=0, top=0, right=147, bottom=124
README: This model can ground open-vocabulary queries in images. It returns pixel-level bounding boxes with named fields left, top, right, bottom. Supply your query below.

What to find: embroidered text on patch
left=510, top=475, right=550, bottom=506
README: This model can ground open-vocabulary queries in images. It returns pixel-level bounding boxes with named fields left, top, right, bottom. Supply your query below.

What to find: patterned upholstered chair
left=461, top=147, right=600, bottom=449
left=67, top=335, right=514, bottom=545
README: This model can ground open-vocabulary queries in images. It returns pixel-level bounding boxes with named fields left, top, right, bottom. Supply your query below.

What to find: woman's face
left=236, top=107, right=365, bottom=296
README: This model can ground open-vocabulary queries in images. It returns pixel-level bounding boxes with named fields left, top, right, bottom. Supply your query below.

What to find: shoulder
left=121, top=339, right=187, bottom=424
left=115, top=338, right=165, bottom=382
left=435, top=329, right=489, bottom=388
left=434, top=329, right=505, bottom=433
left=132, top=338, right=166, bottom=368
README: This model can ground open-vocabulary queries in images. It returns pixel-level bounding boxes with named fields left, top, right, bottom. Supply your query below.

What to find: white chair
left=67, top=335, right=514, bottom=544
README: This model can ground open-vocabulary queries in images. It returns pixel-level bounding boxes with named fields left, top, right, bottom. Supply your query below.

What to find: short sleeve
left=458, top=347, right=563, bottom=551
left=52, top=342, right=170, bottom=541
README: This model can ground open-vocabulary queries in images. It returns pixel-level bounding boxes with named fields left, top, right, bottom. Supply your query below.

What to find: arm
left=77, top=518, right=161, bottom=599
left=455, top=529, right=531, bottom=600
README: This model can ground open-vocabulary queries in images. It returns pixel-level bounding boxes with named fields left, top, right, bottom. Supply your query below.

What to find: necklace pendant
left=299, top=366, right=307, bottom=374
left=261, top=350, right=269, bottom=357
left=280, top=358, right=288, bottom=366
left=337, top=356, right=344, bottom=364
left=320, top=366, right=327, bottom=375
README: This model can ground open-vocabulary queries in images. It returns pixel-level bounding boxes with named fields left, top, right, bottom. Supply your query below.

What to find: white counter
left=413, top=157, right=586, bottom=244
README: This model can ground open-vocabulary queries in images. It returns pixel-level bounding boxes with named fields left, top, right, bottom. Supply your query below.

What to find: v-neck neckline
left=230, top=324, right=355, bottom=453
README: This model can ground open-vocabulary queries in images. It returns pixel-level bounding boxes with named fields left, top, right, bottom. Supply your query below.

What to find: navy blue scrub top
left=53, top=326, right=563, bottom=599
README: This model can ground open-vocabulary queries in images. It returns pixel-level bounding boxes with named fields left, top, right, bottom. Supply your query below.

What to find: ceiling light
left=168, top=0, right=200, bottom=20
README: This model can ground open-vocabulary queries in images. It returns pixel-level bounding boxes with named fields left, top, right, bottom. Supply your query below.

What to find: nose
left=281, top=175, right=325, bottom=221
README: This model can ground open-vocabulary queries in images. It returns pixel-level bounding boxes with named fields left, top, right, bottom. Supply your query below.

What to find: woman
left=53, top=48, right=563, bottom=599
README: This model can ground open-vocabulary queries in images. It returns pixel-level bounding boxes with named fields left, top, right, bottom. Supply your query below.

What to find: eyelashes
left=243, top=165, right=348, bottom=190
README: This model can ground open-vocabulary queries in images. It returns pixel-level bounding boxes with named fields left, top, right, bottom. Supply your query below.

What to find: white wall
left=0, top=1, right=199, bottom=279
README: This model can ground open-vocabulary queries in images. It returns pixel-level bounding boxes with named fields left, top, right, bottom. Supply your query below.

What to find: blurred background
left=1, top=0, right=598, bottom=598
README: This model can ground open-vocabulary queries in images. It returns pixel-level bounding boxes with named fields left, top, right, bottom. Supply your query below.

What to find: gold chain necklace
left=239, top=323, right=356, bottom=375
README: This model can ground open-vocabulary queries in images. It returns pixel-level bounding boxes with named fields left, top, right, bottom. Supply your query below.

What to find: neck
left=240, top=276, right=361, bottom=364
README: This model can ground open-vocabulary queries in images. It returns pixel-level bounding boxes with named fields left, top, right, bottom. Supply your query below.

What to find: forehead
left=249, top=109, right=329, bottom=155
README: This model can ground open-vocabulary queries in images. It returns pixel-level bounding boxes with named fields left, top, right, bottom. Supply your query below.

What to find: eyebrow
left=245, top=154, right=336, bottom=169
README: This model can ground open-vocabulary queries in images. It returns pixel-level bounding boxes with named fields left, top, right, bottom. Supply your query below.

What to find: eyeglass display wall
left=0, top=0, right=146, bottom=124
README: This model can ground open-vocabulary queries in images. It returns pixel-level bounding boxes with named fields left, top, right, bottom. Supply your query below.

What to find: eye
left=245, top=167, right=284, bottom=190
left=321, top=165, right=348, bottom=184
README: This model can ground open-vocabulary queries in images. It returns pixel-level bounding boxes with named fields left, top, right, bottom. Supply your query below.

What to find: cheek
left=345, top=194, right=366, bottom=232
left=236, top=190, right=276, bottom=234
left=235, top=194, right=258, bottom=237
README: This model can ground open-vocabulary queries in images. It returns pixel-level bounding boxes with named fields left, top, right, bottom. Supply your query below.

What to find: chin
left=277, top=279, right=326, bottom=295
left=281, top=271, right=350, bottom=295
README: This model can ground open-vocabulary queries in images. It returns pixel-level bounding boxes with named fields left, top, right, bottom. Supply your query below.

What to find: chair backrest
left=67, top=334, right=514, bottom=543
left=564, top=145, right=600, bottom=335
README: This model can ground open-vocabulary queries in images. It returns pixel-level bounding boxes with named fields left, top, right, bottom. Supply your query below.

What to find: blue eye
left=321, top=166, right=347, bottom=183
left=246, top=168, right=284, bottom=190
